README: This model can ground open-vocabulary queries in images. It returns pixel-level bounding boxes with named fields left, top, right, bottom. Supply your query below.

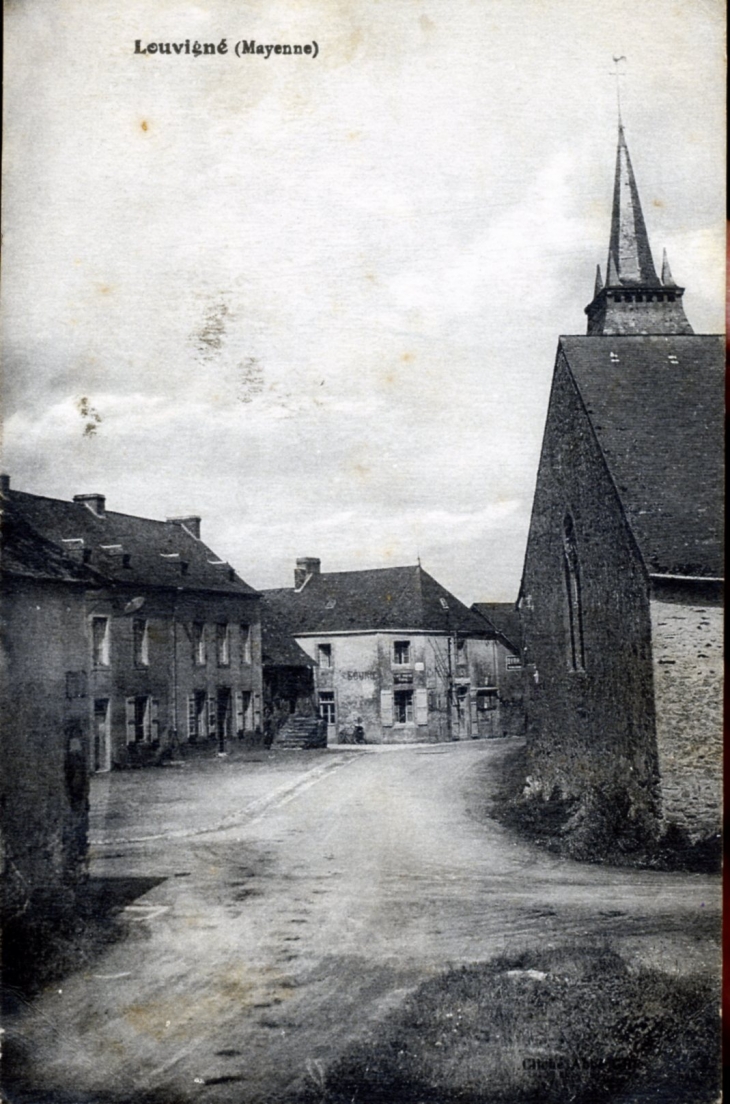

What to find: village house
left=1, top=486, right=99, bottom=931
left=470, top=602, right=524, bottom=718
left=518, top=123, right=723, bottom=847
left=263, top=559, right=517, bottom=744
left=2, top=479, right=263, bottom=770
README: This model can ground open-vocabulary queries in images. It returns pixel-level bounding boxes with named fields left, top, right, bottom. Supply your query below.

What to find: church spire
left=608, top=124, right=660, bottom=287
left=584, top=120, right=693, bottom=336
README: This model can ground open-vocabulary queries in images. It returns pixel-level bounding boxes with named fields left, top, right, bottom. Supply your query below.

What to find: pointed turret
left=661, top=248, right=677, bottom=287
left=594, top=264, right=603, bottom=296
left=584, top=123, right=693, bottom=336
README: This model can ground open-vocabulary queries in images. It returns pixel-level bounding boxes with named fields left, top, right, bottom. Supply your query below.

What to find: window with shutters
left=394, top=689, right=414, bottom=724
left=393, top=640, right=411, bottom=666
left=187, top=691, right=207, bottom=740
left=207, top=697, right=217, bottom=738
left=91, top=616, right=110, bottom=667
left=216, top=623, right=230, bottom=666
left=133, top=619, right=149, bottom=666
left=192, top=622, right=206, bottom=666
left=125, top=696, right=158, bottom=743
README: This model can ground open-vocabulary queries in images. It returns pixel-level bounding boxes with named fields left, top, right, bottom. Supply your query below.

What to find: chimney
left=74, top=493, right=106, bottom=517
left=295, top=557, right=321, bottom=589
left=168, top=516, right=201, bottom=539
left=0, top=474, right=9, bottom=494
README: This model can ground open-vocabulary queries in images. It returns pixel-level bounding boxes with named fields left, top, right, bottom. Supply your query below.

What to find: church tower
left=584, top=124, right=693, bottom=336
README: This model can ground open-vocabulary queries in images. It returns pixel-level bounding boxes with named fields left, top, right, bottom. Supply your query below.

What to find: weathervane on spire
left=611, top=55, right=627, bottom=125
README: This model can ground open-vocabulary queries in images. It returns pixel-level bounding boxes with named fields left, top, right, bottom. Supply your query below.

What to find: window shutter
left=253, top=693, right=262, bottom=730
left=187, top=695, right=196, bottom=738
left=235, top=691, right=244, bottom=734
left=150, top=699, right=160, bottom=742
left=125, top=698, right=136, bottom=744
left=415, top=688, right=428, bottom=726
left=207, top=697, right=217, bottom=737
left=380, top=690, right=394, bottom=727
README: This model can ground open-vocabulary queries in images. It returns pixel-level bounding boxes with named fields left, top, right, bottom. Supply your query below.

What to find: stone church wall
left=520, top=351, right=660, bottom=826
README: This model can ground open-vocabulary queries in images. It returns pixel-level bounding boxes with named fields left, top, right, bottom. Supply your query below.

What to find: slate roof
left=560, top=335, right=724, bottom=578
left=4, top=489, right=259, bottom=596
left=263, top=565, right=491, bottom=636
left=260, top=594, right=315, bottom=668
left=471, top=603, right=521, bottom=653
left=1, top=495, right=105, bottom=585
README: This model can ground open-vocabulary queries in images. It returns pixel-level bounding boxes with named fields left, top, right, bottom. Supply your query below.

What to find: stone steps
left=272, top=715, right=327, bottom=750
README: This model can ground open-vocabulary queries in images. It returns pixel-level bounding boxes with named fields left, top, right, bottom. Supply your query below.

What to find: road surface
left=7, top=741, right=720, bottom=1103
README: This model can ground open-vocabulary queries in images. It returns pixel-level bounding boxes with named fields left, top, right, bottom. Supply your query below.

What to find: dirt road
left=7, top=741, right=720, bottom=1103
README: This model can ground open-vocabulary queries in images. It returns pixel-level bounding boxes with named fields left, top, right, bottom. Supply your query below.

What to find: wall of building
left=0, top=577, right=90, bottom=923
left=297, top=631, right=507, bottom=744
left=87, top=588, right=262, bottom=768
left=520, top=352, right=660, bottom=823
left=650, top=593, right=722, bottom=841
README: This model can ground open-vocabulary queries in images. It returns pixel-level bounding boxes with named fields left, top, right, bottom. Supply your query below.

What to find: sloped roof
left=1, top=495, right=105, bottom=585
left=263, top=565, right=490, bottom=636
left=5, top=489, right=258, bottom=596
left=471, top=602, right=520, bottom=653
left=260, top=594, right=315, bottom=668
left=560, top=334, right=724, bottom=577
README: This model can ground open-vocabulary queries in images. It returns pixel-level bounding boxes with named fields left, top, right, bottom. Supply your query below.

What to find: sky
left=1, top=0, right=725, bottom=604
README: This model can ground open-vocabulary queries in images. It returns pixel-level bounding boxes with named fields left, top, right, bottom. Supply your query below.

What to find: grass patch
left=485, top=744, right=721, bottom=873
left=296, top=946, right=719, bottom=1104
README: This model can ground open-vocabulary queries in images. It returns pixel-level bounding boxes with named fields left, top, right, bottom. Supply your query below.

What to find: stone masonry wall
left=650, top=596, right=723, bottom=841
left=520, top=349, right=660, bottom=825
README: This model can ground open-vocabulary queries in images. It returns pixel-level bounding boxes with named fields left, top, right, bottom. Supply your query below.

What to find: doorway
left=93, top=698, right=111, bottom=772
left=318, top=691, right=336, bottom=743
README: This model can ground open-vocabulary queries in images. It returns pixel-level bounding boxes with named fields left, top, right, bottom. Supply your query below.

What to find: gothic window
left=563, top=514, right=585, bottom=672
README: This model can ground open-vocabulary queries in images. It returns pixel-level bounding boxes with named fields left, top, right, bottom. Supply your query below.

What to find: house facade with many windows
left=263, top=559, right=516, bottom=744
left=3, top=480, right=263, bottom=770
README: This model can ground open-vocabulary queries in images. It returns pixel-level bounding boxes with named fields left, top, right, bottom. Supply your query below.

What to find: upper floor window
left=393, top=640, right=411, bottom=666
left=456, top=637, right=467, bottom=670
left=563, top=514, right=585, bottom=672
left=192, top=622, right=206, bottom=666
left=240, top=623, right=252, bottom=664
left=133, top=619, right=149, bottom=667
left=317, top=643, right=333, bottom=668
left=216, top=623, right=230, bottom=666
left=91, top=616, right=110, bottom=667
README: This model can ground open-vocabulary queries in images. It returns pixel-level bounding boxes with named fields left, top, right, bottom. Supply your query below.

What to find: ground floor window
left=476, top=689, right=498, bottom=712
left=394, top=689, right=414, bottom=724
left=187, top=691, right=207, bottom=741
left=319, top=691, right=336, bottom=726
left=125, top=696, right=159, bottom=744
